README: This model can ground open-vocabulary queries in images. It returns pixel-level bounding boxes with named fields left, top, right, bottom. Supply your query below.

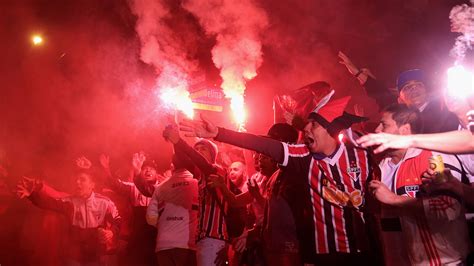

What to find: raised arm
left=131, top=152, right=161, bottom=197
left=17, top=177, right=72, bottom=214
left=99, top=154, right=133, bottom=196
left=133, top=174, right=156, bottom=198
left=338, top=51, right=396, bottom=108
left=207, top=174, right=253, bottom=207
left=175, top=139, right=216, bottom=175
left=215, top=128, right=285, bottom=164
left=163, top=124, right=215, bottom=176
left=358, top=130, right=474, bottom=154
left=178, top=114, right=285, bottom=164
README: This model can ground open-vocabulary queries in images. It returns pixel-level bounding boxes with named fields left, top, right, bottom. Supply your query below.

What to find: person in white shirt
left=369, top=104, right=471, bottom=265
left=147, top=153, right=199, bottom=266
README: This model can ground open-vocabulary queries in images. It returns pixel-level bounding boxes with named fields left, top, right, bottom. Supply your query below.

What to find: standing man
left=16, top=161, right=121, bottom=266
left=179, top=90, right=377, bottom=265
left=147, top=153, right=199, bottom=266
left=99, top=153, right=164, bottom=265
left=369, top=104, right=471, bottom=265
left=338, top=52, right=458, bottom=133
left=143, top=127, right=231, bottom=266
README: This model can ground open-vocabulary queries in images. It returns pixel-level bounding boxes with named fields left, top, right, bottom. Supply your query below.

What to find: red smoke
left=0, top=0, right=471, bottom=264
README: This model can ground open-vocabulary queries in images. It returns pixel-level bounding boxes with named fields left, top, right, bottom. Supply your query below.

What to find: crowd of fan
left=5, top=52, right=474, bottom=266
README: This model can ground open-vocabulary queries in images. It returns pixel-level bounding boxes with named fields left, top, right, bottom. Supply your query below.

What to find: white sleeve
left=281, top=142, right=289, bottom=167
left=146, top=187, right=160, bottom=226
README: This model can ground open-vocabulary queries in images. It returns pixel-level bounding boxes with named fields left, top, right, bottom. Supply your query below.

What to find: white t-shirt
left=381, top=159, right=401, bottom=192
left=147, top=169, right=199, bottom=252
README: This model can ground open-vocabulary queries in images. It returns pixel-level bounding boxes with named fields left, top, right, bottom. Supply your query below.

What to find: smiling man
left=339, top=54, right=459, bottom=134
left=179, top=90, right=378, bottom=265
left=368, top=104, right=471, bottom=265
left=228, top=161, right=248, bottom=192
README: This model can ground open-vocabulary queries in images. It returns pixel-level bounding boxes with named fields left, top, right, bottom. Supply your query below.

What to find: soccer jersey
left=379, top=148, right=471, bottom=265
left=147, top=169, right=199, bottom=252
left=197, top=172, right=230, bottom=241
left=214, top=127, right=376, bottom=262
left=173, top=139, right=231, bottom=241
left=281, top=142, right=373, bottom=255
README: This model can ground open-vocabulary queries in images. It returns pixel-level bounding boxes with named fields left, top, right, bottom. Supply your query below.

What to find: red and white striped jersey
left=281, top=142, right=374, bottom=255
left=380, top=148, right=471, bottom=265
left=197, top=170, right=230, bottom=241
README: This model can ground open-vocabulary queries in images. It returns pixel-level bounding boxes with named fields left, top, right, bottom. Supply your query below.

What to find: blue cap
left=396, top=69, right=426, bottom=91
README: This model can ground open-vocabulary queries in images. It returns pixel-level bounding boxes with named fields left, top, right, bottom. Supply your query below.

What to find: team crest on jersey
left=346, top=161, right=361, bottom=181
left=404, top=185, right=419, bottom=198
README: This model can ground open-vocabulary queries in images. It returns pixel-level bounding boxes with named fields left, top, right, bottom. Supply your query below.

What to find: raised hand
left=162, top=124, right=181, bottom=144
left=179, top=113, right=218, bottom=138
left=247, top=178, right=262, bottom=201
left=357, top=133, right=413, bottom=153
left=283, top=111, right=295, bottom=125
left=338, top=51, right=359, bottom=76
left=99, top=154, right=110, bottom=170
left=76, top=156, right=92, bottom=169
left=16, top=176, right=39, bottom=199
left=132, top=152, right=146, bottom=174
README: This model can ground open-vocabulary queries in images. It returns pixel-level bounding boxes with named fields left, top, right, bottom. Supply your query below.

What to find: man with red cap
left=179, top=90, right=379, bottom=265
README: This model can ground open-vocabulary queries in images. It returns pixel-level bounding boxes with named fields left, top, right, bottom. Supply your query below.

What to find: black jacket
left=364, top=77, right=459, bottom=133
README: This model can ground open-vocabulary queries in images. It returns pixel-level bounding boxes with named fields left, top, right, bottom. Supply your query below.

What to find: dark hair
left=267, top=123, right=299, bottom=143
left=382, top=104, right=423, bottom=134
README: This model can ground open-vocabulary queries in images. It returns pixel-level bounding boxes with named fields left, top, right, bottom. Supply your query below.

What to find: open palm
left=16, top=177, right=36, bottom=199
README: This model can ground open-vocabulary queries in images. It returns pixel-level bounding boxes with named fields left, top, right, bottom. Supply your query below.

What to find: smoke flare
left=449, top=0, right=474, bottom=63
left=130, top=0, right=196, bottom=118
left=182, top=0, right=268, bottom=129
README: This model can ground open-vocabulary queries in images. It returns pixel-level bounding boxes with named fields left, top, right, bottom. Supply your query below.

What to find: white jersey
left=60, top=192, right=120, bottom=228
left=147, top=169, right=199, bottom=252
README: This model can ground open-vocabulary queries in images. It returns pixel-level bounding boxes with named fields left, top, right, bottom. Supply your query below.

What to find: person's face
left=75, top=173, right=95, bottom=198
left=141, top=166, right=157, bottom=182
left=375, top=112, right=401, bottom=134
left=194, top=144, right=213, bottom=163
left=228, top=162, right=246, bottom=185
left=399, top=81, right=427, bottom=108
left=258, top=154, right=277, bottom=177
left=303, top=120, right=335, bottom=153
